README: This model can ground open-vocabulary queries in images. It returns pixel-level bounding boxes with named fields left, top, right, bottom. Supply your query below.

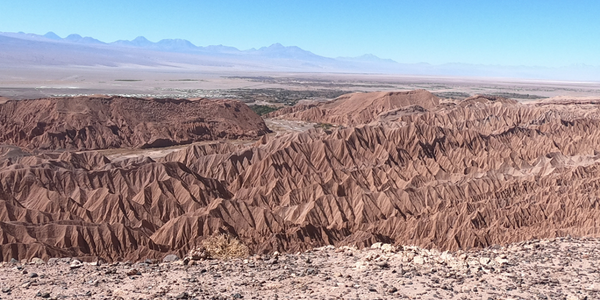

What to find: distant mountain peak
left=61, top=33, right=104, bottom=44
left=358, top=54, right=379, bottom=59
left=132, top=36, right=150, bottom=42
left=338, top=53, right=397, bottom=64
left=262, top=43, right=305, bottom=51
left=65, top=34, right=83, bottom=40
left=157, top=38, right=196, bottom=46
left=44, top=32, right=61, bottom=40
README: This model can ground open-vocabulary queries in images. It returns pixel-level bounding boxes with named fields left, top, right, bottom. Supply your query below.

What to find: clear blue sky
left=1, top=0, right=599, bottom=67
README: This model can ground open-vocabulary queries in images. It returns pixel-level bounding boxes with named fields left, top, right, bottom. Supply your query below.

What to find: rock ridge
left=0, top=96, right=270, bottom=150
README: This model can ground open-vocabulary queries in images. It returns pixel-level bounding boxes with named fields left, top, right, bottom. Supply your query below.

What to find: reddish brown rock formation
left=460, top=94, right=518, bottom=106
left=3, top=91, right=600, bottom=262
left=0, top=96, right=270, bottom=150
left=267, top=90, right=440, bottom=125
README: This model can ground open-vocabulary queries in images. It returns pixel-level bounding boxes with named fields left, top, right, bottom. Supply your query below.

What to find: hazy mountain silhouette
left=64, top=34, right=104, bottom=44
left=1, top=31, right=600, bottom=81
left=43, top=31, right=62, bottom=40
left=338, top=54, right=398, bottom=64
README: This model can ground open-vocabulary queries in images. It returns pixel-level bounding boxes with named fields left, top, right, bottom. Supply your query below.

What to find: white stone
left=413, top=255, right=425, bottom=265
left=371, top=242, right=382, bottom=249
left=479, top=257, right=491, bottom=266
left=380, top=244, right=396, bottom=253
left=70, top=259, right=83, bottom=269
left=494, top=256, right=509, bottom=265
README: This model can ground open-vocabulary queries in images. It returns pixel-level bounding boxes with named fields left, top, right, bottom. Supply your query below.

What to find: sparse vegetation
left=201, top=234, right=249, bottom=259
left=231, top=88, right=348, bottom=105
left=489, top=92, right=547, bottom=99
left=433, top=91, right=546, bottom=100
left=227, top=76, right=397, bottom=89
left=314, top=123, right=335, bottom=130
left=250, top=105, right=280, bottom=116
left=433, top=92, right=471, bottom=99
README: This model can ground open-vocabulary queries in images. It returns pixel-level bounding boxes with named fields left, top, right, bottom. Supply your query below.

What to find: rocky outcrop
left=0, top=96, right=270, bottom=150
left=267, top=90, right=440, bottom=125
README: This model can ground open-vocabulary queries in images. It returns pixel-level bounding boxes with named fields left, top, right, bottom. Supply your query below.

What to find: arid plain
left=2, top=66, right=600, bottom=100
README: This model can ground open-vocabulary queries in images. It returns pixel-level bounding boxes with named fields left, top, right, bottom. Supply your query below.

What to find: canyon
left=2, top=90, right=600, bottom=263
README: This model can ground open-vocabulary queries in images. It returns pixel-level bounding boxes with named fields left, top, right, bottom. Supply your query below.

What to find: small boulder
left=163, top=254, right=180, bottom=263
left=70, top=259, right=83, bottom=269
left=479, top=257, right=491, bottom=266
left=126, top=269, right=141, bottom=276
left=189, top=246, right=209, bottom=260
left=413, top=255, right=425, bottom=265
left=381, top=244, right=396, bottom=253
left=60, top=257, right=72, bottom=263
left=494, top=255, right=509, bottom=266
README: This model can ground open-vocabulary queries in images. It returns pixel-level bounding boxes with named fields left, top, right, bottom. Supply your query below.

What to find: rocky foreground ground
left=0, top=237, right=598, bottom=300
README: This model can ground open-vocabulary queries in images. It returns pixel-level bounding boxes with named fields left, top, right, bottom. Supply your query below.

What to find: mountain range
left=1, top=31, right=600, bottom=81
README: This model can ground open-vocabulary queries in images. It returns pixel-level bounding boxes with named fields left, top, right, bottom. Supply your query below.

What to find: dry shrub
left=201, top=234, right=249, bottom=259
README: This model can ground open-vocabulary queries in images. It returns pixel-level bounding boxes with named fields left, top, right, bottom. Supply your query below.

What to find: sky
left=1, top=0, right=599, bottom=67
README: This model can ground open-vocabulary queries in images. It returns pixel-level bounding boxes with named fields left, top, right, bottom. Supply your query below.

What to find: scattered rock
left=126, top=269, right=141, bottom=276
left=90, top=260, right=102, bottom=267
left=189, top=246, right=210, bottom=260
left=479, top=257, right=491, bottom=266
left=413, top=256, right=425, bottom=265
left=381, top=244, right=396, bottom=253
left=70, top=260, right=83, bottom=269
left=163, top=254, right=180, bottom=263
left=0, top=235, right=598, bottom=299
left=36, top=291, right=51, bottom=298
